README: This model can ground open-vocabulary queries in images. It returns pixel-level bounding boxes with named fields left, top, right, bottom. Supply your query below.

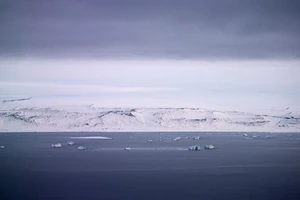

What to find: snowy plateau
left=0, top=97, right=299, bottom=132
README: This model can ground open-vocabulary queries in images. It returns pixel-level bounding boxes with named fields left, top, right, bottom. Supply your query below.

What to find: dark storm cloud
left=0, top=0, right=300, bottom=59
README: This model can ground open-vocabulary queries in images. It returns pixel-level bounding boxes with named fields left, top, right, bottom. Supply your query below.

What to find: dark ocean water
left=0, top=132, right=300, bottom=200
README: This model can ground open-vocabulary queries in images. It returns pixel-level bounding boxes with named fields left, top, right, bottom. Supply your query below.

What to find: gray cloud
left=0, top=0, right=300, bottom=59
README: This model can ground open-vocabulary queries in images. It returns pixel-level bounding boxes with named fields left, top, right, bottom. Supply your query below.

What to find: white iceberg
left=252, top=134, right=259, bottom=139
left=188, top=145, right=201, bottom=151
left=77, top=146, right=87, bottom=150
left=265, top=135, right=274, bottom=139
left=67, top=141, right=75, bottom=145
left=147, top=139, right=153, bottom=142
left=244, top=134, right=260, bottom=140
left=0, top=145, right=5, bottom=149
left=51, top=143, right=62, bottom=148
left=173, top=137, right=181, bottom=141
left=204, top=144, right=215, bottom=150
left=124, top=147, right=131, bottom=150
left=193, top=136, right=201, bottom=140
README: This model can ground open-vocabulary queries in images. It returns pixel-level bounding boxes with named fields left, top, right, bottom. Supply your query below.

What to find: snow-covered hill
left=0, top=97, right=299, bottom=132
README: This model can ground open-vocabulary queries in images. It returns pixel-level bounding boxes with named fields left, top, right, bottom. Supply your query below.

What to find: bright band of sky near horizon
left=0, top=0, right=299, bottom=110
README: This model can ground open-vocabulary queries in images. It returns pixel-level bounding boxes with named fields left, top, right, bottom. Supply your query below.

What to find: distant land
left=0, top=96, right=299, bottom=132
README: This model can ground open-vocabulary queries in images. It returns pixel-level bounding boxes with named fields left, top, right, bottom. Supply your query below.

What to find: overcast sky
left=1, top=0, right=300, bottom=59
left=0, top=0, right=299, bottom=110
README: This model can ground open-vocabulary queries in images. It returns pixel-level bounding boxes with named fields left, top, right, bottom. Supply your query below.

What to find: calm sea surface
left=1, top=132, right=300, bottom=200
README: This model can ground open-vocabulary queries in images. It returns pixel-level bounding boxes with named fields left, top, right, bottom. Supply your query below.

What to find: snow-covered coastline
left=0, top=97, right=299, bottom=132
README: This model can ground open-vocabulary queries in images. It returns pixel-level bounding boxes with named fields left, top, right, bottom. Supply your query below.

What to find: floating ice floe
left=147, top=139, right=153, bottom=142
left=252, top=134, right=259, bottom=139
left=204, top=144, right=215, bottom=150
left=193, top=136, right=201, bottom=140
left=77, top=146, right=87, bottom=150
left=244, top=134, right=260, bottom=140
left=265, top=135, right=274, bottom=139
left=243, top=134, right=248, bottom=137
left=188, top=145, right=201, bottom=151
left=124, top=147, right=131, bottom=150
left=67, top=141, right=75, bottom=145
left=173, top=137, right=181, bottom=141
left=0, top=146, right=5, bottom=149
left=51, top=143, right=62, bottom=148
left=70, top=136, right=112, bottom=140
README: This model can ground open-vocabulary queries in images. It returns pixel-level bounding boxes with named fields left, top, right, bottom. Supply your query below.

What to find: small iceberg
left=243, top=134, right=248, bottom=137
left=193, top=136, right=201, bottom=140
left=265, top=135, right=274, bottom=139
left=67, top=141, right=75, bottom=145
left=147, top=139, right=153, bottom=143
left=188, top=145, right=201, bottom=151
left=77, top=146, right=87, bottom=150
left=204, top=144, right=215, bottom=150
left=0, top=146, right=5, bottom=149
left=173, top=137, right=181, bottom=141
left=244, top=134, right=260, bottom=140
left=252, top=134, right=259, bottom=139
left=51, top=143, right=62, bottom=148
left=124, top=147, right=131, bottom=150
